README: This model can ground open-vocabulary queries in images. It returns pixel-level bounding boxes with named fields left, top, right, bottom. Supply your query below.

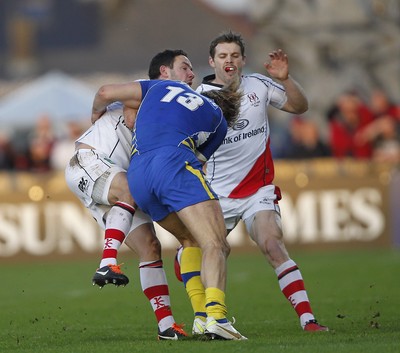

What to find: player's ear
left=208, top=56, right=216, bottom=68
left=159, top=65, right=169, bottom=78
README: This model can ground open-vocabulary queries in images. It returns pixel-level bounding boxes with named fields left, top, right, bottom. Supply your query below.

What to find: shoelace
left=172, top=323, right=188, bottom=336
left=206, top=316, right=236, bottom=328
left=108, top=263, right=124, bottom=274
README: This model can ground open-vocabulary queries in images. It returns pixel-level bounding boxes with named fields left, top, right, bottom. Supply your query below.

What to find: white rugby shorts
left=65, top=149, right=151, bottom=231
left=219, top=184, right=281, bottom=234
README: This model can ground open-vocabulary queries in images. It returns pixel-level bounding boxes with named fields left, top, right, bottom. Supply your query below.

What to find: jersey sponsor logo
left=78, top=177, right=89, bottom=193
left=241, top=126, right=265, bottom=139
left=222, top=125, right=265, bottom=145
left=232, top=119, right=249, bottom=130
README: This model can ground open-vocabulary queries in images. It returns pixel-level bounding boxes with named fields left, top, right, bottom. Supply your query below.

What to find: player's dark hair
left=209, top=30, right=245, bottom=59
left=201, top=77, right=242, bottom=128
left=148, top=49, right=189, bottom=79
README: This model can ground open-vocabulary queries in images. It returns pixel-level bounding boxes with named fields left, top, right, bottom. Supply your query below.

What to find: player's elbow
left=297, top=102, right=308, bottom=114
left=295, top=96, right=309, bottom=114
left=97, top=85, right=115, bottom=102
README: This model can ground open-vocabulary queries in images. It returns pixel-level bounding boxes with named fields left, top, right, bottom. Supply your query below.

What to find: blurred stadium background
left=0, top=0, right=399, bottom=260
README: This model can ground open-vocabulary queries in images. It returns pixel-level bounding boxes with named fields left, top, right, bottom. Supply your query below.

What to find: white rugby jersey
left=196, top=73, right=287, bottom=198
left=75, top=102, right=132, bottom=170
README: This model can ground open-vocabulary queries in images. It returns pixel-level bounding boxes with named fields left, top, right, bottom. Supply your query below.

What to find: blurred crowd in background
left=0, top=0, right=399, bottom=172
left=0, top=115, right=87, bottom=172
left=0, top=87, right=399, bottom=173
left=272, top=88, right=400, bottom=162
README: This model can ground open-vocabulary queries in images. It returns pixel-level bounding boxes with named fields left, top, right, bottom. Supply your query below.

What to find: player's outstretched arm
left=264, top=49, right=308, bottom=114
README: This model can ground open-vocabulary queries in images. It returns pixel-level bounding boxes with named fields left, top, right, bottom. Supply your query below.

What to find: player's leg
left=159, top=214, right=206, bottom=335
left=124, top=214, right=188, bottom=340
left=98, top=171, right=136, bottom=267
left=130, top=149, right=246, bottom=339
left=65, top=150, right=131, bottom=287
left=248, top=209, right=328, bottom=331
left=173, top=200, right=247, bottom=340
left=180, top=246, right=206, bottom=334
left=91, top=170, right=135, bottom=286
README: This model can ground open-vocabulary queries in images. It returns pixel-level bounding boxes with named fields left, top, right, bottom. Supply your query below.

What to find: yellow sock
left=181, top=247, right=206, bottom=320
left=205, top=287, right=227, bottom=320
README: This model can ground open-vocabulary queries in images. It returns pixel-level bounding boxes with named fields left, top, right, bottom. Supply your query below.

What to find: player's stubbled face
left=170, top=56, right=195, bottom=86
left=210, top=42, right=245, bottom=84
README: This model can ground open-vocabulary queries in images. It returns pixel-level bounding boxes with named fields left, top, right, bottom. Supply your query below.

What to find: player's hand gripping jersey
left=197, top=73, right=287, bottom=198
left=132, top=80, right=227, bottom=160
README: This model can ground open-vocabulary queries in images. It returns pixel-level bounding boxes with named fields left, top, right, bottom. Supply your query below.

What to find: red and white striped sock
left=99, top=201, right=135, bottom=268
left=139, top=260, right=175, bottom=332
left=275, top=259, right=315, bottom=328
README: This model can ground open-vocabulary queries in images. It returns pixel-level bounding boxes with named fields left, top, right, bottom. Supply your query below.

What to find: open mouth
left=224, top=67, right=235, bottom=72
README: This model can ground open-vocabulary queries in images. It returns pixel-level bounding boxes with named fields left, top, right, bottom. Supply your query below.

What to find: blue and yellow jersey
left=131, top=80, right=227, bottom=160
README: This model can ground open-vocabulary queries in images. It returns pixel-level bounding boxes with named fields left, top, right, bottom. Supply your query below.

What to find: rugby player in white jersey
left=65, top=49, right=194, bottom=340
left=176, top=31, right=329, bottom=332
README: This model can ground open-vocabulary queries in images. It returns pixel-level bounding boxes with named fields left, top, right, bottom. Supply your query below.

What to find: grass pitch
left=1, top=248, right=399, bottom=353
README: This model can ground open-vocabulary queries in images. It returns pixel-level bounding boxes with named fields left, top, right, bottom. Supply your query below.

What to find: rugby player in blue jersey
left=91, top=78, right=247, bottom=340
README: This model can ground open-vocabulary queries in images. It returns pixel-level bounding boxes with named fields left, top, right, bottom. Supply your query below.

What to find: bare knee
left=259, top=235, right=289, bottom=268
left=108, top=172, right=134, bottom=206
left=125, top=224, right=162, bottom=261
left=250, top=211, right=289, bottom=265
left=203, top=237, right=231, bottom=258
left=141, top=234, right=162, bottom=258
